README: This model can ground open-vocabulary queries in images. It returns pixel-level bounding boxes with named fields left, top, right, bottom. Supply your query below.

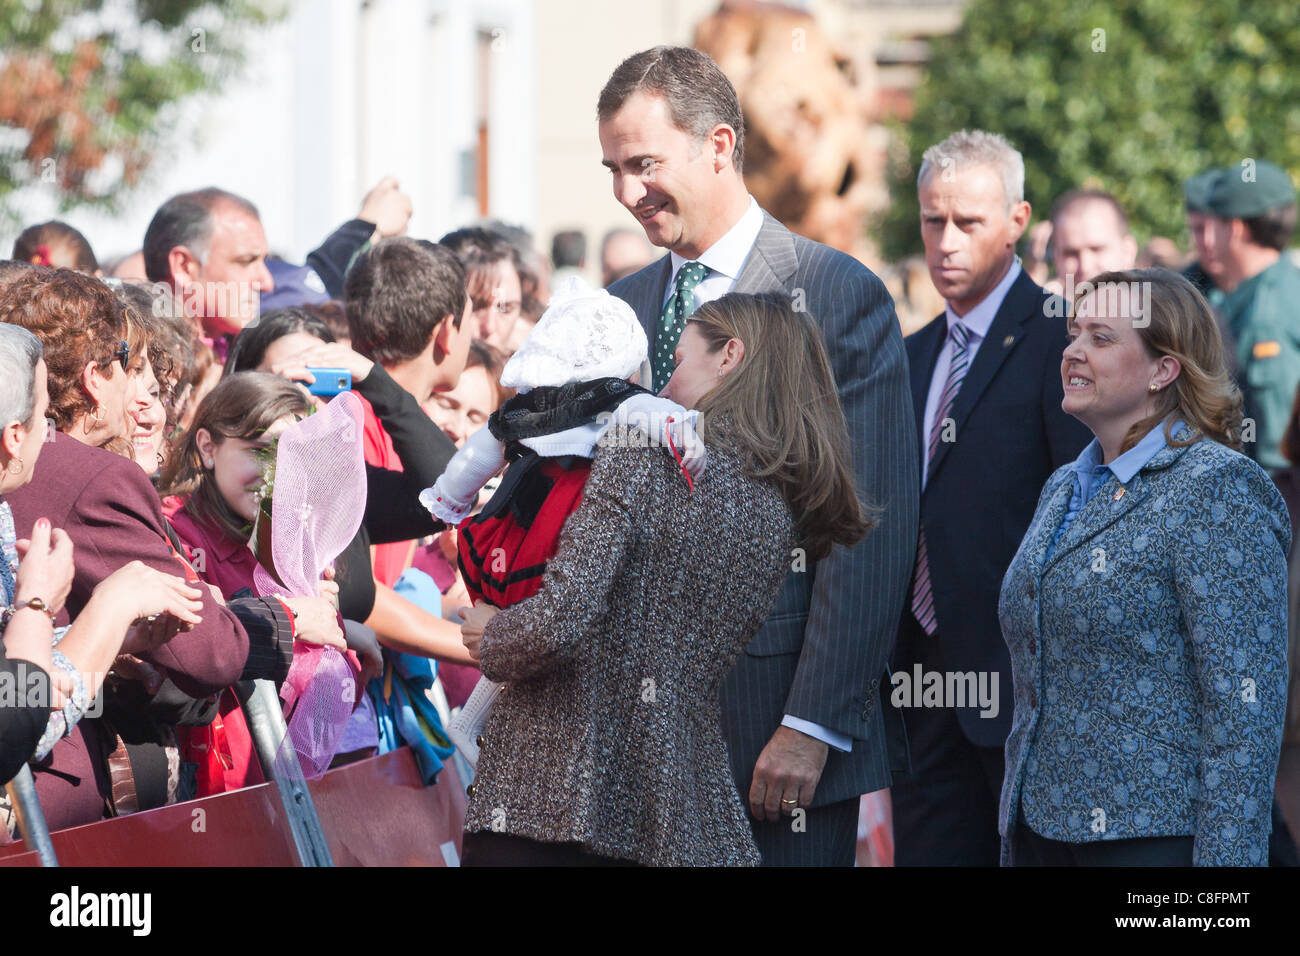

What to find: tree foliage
left=0, top=0, right=282, bottom=227
left=876, top=0, right=1300, bottom=261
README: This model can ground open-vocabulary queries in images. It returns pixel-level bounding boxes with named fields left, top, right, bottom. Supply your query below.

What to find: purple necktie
left=911, top=321, right=971, bottom=635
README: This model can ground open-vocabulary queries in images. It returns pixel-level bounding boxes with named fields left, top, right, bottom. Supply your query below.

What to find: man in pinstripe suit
left=598, top=47, right=919, bottom=866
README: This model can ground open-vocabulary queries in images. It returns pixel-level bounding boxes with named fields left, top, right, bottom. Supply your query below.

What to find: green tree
left=877, top=0, right=1300, bottom=261
left=0, top=0, right=282, bottom=229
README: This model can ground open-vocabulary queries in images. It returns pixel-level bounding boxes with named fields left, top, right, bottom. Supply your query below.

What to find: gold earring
left=5, top=456, right=23, bottom=476
left=91, top=404, right=104, bottom=422
left=1148, top=383, right=1159, bottom=393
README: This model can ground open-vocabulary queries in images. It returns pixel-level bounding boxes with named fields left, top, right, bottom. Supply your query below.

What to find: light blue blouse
left=1046, top=420, right=1182, bottom=562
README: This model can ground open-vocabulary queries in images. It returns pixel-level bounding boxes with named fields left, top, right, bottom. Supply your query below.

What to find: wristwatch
left=1, top=597, right=57, bottom=630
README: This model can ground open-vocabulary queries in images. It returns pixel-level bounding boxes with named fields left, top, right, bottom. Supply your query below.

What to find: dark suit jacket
left=610, top=211, right=920, bottom=809
left=901, top=269, right=1090, bottom=747
left=6, top=432, right=249, bottom=829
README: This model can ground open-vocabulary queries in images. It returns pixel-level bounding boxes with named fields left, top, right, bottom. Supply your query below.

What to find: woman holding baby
left=454, top=290, right=870, bottom=866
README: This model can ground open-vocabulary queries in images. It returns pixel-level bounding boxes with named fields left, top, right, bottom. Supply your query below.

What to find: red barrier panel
left=0, top=747, right=465, bottom=867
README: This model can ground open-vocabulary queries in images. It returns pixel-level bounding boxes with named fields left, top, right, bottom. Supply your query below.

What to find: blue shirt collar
left=1071, top=419, right=1181, bottom=487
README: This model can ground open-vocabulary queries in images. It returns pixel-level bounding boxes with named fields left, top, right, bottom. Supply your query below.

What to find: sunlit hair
left=0, top=268, right=132, bottom=445
left=161, top=371, right=310, bottom=542
left=686, top=292, right=873, bottom=560
left=918, top=129, right=1024, bottom=210
left=1074, top=268, right=1243, bottom=454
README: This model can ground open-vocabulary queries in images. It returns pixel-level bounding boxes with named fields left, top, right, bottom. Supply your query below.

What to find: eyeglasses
left=103, top=341, right=130, bottom=372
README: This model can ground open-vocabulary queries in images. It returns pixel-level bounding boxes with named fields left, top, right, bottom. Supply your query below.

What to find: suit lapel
left=910, top=318, right=946, bottom=448
left=928, top=271, right=1041, bottom=480
left=633, top=255, right=673, bottom=341
left=731, top=213, right=798, bottom=295
left=1023, top=475, right=1075, bottom=582
left=1043, top=441, right=1190, bottom=575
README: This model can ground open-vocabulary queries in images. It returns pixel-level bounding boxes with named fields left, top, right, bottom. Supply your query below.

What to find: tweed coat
left=998, top=430, right=1290, bottom=865
left=609, top=212, right=919, bottom=815
left=462, top=423, right=795, bottom=866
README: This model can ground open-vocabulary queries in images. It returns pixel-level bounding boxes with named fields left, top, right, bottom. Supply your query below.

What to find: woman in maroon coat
left=0, top=268, right=302, bottom=828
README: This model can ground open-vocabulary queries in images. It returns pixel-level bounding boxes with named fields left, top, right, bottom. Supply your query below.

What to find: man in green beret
left=1182, top=168, right=1227, bottom=302
left=1208, top=159, right=1300, bottom=470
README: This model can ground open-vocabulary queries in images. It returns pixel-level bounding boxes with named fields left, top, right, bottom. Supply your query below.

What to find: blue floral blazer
left=998, top=434, right=1290, bottom=866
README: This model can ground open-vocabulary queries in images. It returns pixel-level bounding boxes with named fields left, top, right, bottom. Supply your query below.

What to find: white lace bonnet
left=500, top=276, right=647, bottom=390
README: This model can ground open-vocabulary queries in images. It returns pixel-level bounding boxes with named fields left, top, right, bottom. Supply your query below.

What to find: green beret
left=1208, top=160, right=1297, bottom=218
left=1183, top=168, right=1223, bottom=213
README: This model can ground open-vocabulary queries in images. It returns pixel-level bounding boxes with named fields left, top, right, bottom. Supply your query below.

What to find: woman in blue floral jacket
left=999, top=269, right=1289, bottom=866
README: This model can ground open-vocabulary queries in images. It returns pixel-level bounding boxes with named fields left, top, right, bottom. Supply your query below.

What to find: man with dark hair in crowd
left=343, top=236, right=472, bottom=587
left=1182, top=168, right=1227, bottom=301
left=599, top=45, right=919, bottom=866
left=1048, top=188, right=1137, bottom=288
left=142, top=187, right=273, bottom=351
left=439, top=226, right=526, bottom=352
left=600, top=227, right=654, bottom=287
left=551, top=229, right=587, bottom=285
left=1209, top=159, right=1300, bottom=470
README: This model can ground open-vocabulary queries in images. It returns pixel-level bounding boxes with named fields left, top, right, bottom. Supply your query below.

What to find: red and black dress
left=457, top=378, right=647, bottom=608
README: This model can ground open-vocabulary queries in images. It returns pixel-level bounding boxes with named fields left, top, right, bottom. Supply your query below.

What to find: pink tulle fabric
left=252, top=392, right=366, bottom=778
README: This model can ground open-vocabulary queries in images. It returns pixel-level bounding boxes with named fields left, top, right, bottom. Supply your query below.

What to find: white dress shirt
left=660, top=194, right=851, bottom=754
left=661, top=196, right=765, bottom=309
left=920, top=258, right=1023, bottom=487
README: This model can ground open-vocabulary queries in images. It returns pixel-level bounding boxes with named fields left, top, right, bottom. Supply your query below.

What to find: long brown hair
left=161, top=372, right=310, bottom=542
left=1077, top=268, right=1243, bottom=454
left=687, top=292, right=873, bottom=560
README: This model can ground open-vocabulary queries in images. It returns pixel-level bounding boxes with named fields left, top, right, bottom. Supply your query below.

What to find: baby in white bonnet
left=421, top=276, right=703, bottom=525
left=420, top=277, right=703, bottom=765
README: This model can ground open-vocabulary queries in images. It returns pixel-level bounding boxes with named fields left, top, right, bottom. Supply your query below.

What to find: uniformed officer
left=1182, top=168, right=1226, bottom=302
left=1208, top=159, right=1300, bottom=470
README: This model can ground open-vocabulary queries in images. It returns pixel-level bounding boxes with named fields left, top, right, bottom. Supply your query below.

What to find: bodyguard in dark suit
left=891, top=130, right=1090, bottom=866
left=598, top=47, right=919, bottom=866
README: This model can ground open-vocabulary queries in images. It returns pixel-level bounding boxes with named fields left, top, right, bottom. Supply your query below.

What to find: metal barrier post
left=5, top=765, right=58, bottom=866
left=239, top=679, right=334, bottom=867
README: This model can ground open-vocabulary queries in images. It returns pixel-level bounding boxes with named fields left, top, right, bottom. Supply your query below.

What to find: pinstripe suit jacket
left=609, top=211, right=920, bottom=808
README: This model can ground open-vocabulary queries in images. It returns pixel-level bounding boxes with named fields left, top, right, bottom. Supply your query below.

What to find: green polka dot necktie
left=653, top=261, right=710, bottom=393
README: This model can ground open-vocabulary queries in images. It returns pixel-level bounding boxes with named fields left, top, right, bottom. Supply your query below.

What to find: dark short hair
left=1243, top=203, right=1298, bottom=251
left=13, top=221, right=99, bottom=273
left=142, top=187, right=260, bottom=283
left=439, top=226, right=521, bottom=311
left=343, top=237, right=467, bottom=365
left=483, top=221, right=546, bottom=322
left=302, top=300, right=350, bottom=343
left=1049, top=188, right=1130, bottom=234
left=551, top=229, right=586, bottom=270
left=225, top=306, right=336, bottom=376
left=597, top=46, right=745, bottom=172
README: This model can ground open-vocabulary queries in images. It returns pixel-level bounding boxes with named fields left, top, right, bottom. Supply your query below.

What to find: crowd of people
left=0, top=43, right=1296, bottom=868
